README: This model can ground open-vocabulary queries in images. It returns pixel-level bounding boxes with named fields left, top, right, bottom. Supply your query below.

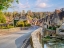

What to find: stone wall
left=56, top=28, right=64, bottom=36
left=31, top=28, right=42, bottom=48
left=44, top=29, right=56, bottom=36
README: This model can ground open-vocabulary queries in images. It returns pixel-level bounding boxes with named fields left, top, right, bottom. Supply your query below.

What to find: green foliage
left=48, top=25, right=60, bottom=30
left=53, top=26, right=56, bottom=30
left=16, top=20, right=31, bottom=27
left=16, top=21, right=24, bottom=27
left=28, top=16, right=33, bottom=20
left=48, top=26, right=52, bottom=29
left=14, top=20, right=19, bottom=27
left=56, top=25, right=60, bottom=28
left=7, top=25, right=14, bottom=28
left=0, top=0, right=19, bottom=10
left=0, top=26, right=7, bottom=29
left=26, top=24, right=31, bottom=27
left=43, top=36, right=51, bottom=42
left=45, top=36, right=51, bottom=39
left=0, top=24, right=14, bottom=29
left=48, top=26, right=56, bottom=30
left=0, top=11, right=6, bottom=23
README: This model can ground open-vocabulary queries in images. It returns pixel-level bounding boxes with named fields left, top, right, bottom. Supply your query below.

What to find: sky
left=7, top=0, right=64, bottom=12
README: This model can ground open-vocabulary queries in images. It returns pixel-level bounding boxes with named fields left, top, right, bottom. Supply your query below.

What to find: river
left=42, top=37, right=64, bottom=48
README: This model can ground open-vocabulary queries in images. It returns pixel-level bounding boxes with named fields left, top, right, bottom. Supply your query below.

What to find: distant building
left=37, top=19, right=43, bottom=26
left=42, top=9, right=63, bottom=27
left=14, top=15, right=27, bottom=21
left=14, top=15, right=27, bottom=26
left=61, top=8, right=64, bottom=11
left=32, top=18, right=38, bottom=25
left=56, top=23, right=64, bottom=36
left=52, top=9, right=61, bottom=25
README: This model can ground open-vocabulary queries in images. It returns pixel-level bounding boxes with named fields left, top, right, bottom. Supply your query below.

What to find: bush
left=16, top=20, right=31, bottom=27
left=48, top=26, right=52, bottom=29
left=17, top=24, right=23, bottom=27
left=0, top=24, right=14, bottom=29
left=53, top=26, right=56, bottom=30
left=48, top=26, right=56, bottom=30
left=25, top=24, right=31, bottom=27
left=26, top=24, right=31, bottom=27
left=14, top=20, right=19, bottom=27
left=45, top=36, right=51, bottom=39
left=7, top=25, right=14, bottom=28
left=0, top=26, right=7, bottom=29
left=0, top=11, right=6, bottom=23
left=16, top=21, right=24, bottom=27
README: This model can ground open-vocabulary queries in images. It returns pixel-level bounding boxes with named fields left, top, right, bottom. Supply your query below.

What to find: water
left=42, top=38, right=64, bottom=48
left=44, top=43, right=64, bottom=48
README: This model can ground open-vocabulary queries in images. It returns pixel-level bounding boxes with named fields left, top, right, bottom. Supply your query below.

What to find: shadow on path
left=15, top=32, right=31, bottom=48
left=15, top=26, right=39, bottom=48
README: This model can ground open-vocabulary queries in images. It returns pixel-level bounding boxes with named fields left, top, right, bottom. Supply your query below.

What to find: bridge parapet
left=20, top=27, right=42, bottom=48
left=31, top=28, right=42, bottom=48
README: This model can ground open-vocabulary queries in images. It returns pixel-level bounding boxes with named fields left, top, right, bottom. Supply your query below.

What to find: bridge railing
left=21, top=36, right=30, bottom=48
left=31, top=27, right=42, bottom=48
left=21, top=27, right=42, bottom=48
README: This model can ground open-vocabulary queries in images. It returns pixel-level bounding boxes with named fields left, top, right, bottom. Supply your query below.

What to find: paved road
left=0, top=26, right=39, bottom=48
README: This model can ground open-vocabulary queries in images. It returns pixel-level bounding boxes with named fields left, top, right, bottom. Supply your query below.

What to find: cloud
left=18, top=2, right=30, bottom=9
left=36, top=3, right=47, bottom=8
left=35, top=0, right=52, bottom=8
left=36, top=0, right=48, bottom=3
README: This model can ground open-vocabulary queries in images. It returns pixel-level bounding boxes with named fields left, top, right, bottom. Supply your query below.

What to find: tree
left=0, top=0, right=18, bottom=10
left=27, top=10, right=34, bottom=17
left=0, top=11, right=6, bottom=23
left=22, top=10, right=25, bottom=16
left=0, top=0, right=19, bottom=23
left=39, top=12, right=43, bottom=19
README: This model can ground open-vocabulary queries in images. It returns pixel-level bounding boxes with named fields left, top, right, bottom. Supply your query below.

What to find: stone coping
left=31, top=28, right=42, bottom=48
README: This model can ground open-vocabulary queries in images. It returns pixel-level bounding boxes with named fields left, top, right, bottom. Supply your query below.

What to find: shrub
left=26, top=24, right=31, bottom=27
left=25, top=24, right=31, bottom=27
left=0, top=11, right=6, bottom=23
left=0, top=25, right=8, bottom=29
left=8, top=25, right=14, bottom=28
left=48, top=26, right=56, bottom=30
left=48, top=26, right=52, bottom=29
left=16, top=20, right=31, bottom=27
left=53, top=27, right=56, bottom=30
left=0, top=24, right=14, bottom=29
left=16, top=21, right=24, bottom=27
left=45, top=36, right=51, bottom=39
left=14, top=20, right=19, bottom=27
left=17, top=24, right=23, bottom=27
left=0, top=26, right=7, bottom=29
